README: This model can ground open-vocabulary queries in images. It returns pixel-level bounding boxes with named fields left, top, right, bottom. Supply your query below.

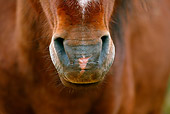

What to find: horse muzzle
left=49, top=32, right=115, bottom=88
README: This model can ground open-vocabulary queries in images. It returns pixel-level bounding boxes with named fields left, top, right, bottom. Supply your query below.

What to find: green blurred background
left=163, top=78, right=170, bottom=114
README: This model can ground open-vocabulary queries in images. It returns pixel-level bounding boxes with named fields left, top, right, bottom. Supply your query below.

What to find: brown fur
left=0, top=0, right=170, bottom=114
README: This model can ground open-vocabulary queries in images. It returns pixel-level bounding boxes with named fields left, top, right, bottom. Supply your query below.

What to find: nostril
left=54, top=37, right=64, bottom=53
left=54, top=37, right=69, bottom=66
left=99, top=35, right=110, bottom=64
left=101, top=35, right=110, bottom=54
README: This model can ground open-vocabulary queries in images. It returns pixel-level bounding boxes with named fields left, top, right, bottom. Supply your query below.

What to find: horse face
left=40, top=0, right=115, bottom=88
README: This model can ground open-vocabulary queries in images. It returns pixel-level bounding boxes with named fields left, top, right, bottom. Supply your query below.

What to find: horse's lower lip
left=60, top=77, right=101, bottom=88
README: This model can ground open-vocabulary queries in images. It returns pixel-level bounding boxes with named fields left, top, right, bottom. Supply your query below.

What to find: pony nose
left=52, top=33, right=112, bottom=84
left=53, top=32, right=111, bottom=69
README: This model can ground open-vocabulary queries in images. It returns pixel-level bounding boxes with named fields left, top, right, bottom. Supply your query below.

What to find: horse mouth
left=58, top=68, right=104, bottom=88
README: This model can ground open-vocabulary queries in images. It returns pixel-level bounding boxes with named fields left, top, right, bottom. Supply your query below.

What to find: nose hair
left=63, top=39, right=102, bottom=65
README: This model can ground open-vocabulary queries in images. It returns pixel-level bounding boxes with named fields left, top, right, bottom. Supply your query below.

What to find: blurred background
left=163, top=78, right=170, bottom=114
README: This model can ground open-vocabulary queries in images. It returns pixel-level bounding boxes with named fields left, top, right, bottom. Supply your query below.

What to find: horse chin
left=59, top=76, right=102, bottom=89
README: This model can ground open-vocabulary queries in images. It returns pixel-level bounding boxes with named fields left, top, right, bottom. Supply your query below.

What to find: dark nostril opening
left=99, top=35, right=110, bottom=64
left=101, top=35, right=110, bottom=54
left=54, top=37, right=69, bottom=66
left=54, top=38, right=64, bottom=53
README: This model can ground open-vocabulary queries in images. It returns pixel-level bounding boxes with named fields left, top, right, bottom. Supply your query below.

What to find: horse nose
left=51, top=32, right=113, bottom=84
left=53, top=33, right=111, bottom=68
